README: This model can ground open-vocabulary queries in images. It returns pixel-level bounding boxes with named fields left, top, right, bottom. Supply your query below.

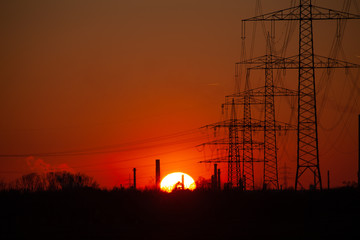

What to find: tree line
left=0, top=171, right=99, bottom=192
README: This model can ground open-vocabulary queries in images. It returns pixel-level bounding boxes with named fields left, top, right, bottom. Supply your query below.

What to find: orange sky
left=0, top=0, right=360, bottom=189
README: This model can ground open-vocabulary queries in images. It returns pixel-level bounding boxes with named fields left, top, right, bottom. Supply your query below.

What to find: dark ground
left=1, top=188, right=360, bottom=239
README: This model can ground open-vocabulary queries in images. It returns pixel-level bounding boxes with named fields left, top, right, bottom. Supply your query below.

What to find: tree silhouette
left=12, top=171, right=99, bottom=191
left=15, top=173, right=46, bottom=191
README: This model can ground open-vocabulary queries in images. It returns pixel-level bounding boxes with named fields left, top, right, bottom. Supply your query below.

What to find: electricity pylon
left=242, top=0, right=360, bottom=190
left=233, top=53, right=359, bottom=190
left=201, top=93, right=297, bottom=190
left=199, top=97, right=263, bottom=190
left=231, top=44, right=359, bottom=190
left=231, top=37, right=298, bottom=190
left=228, top=99, right=241, bottom=187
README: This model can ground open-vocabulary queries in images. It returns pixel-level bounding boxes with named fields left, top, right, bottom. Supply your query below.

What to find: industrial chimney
left=156, top=159, right=160, bottom=190
left=133, top=168, right=136, bottom=190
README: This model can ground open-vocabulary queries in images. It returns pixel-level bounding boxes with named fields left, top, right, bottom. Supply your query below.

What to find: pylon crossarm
left=201, top=118, right=264, bottom=129
left=227, top=86, right=297, bottom=98
left=223, top=96, right=263, bottom=105
left=199, top=159, right=264, bottom=163
left=240, top=55, right=298, bottom=70
left=195, top=139, right=228, bottom=147
left=226, top=87, right=264, bottom=98
left=201, top=119, right=244, bottom=129
left=253, top=55, right=298, bottom=69
left=272, top=86, right=297, bottom=97
left=198, top=156, right=228, bottom=163
left=199, top=139, right=263, bottom=147
left=275, top=122, right=297, bottom=131
left=311, top=5, right=360, bottom=20
left=200, top=119, right=244, bottom=129
left=243, top=6, right=300, bottom=22
left=313, top=55, right=360, bottom=69
left=242, top=5, right=360, bottom=22
left=235, top=54, right=285, bottom=65
left=244, top=54, right=360, bottom=70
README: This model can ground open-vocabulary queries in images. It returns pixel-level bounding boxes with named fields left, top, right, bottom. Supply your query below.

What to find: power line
left=0, top=128, right=205, bottom=158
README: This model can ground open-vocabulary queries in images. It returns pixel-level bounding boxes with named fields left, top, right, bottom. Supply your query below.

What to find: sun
left=160, top=172, right=196, bottom=192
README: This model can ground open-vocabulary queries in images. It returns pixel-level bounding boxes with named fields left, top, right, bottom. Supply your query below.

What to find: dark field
left=1, top=188, right=360, bottom=239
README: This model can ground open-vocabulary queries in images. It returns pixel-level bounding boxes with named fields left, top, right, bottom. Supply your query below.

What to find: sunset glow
left=0, top=0, right=359, bottom=190
left=160, top=172, right=196, bottom=192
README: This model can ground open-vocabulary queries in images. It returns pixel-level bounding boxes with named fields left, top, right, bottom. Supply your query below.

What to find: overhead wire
left=0, top=128, right=206, bottom=158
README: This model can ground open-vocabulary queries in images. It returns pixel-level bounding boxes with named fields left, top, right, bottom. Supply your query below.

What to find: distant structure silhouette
left=173, top=175, right=185, bottom=191
left=133, top=168, right=136, bottom=189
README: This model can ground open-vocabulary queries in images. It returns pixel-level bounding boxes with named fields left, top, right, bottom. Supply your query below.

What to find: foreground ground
left=1, top=188, right=360, bottom=239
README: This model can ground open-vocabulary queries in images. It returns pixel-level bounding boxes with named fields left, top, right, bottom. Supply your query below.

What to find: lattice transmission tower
left=233, top=36, right=298, bottom=190
left=201, top=90, right=296, bottom=190
left=199, top=98, right=263, bottom=190
left=234, top=47, right=359, bottom=189
left=242, top=0, right=360, bottom=190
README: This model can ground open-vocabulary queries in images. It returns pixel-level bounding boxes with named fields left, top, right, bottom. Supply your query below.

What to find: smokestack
left=182, top=174, right=184, bottom=190
left=133, top=168, right=136, bottom=189
left=218, top=169, right=221, bottom=190
left=358, top=114, right=360, bottom=189
left=155, top=159, right=160, bottom=190
left=214, top=164, right=218, bottom=190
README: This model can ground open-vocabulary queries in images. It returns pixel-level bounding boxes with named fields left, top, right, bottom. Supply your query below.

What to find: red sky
left=0, top=0, right=360, bottom=189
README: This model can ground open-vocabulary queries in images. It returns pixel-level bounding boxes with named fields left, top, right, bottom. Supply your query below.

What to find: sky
left=0, top=0, right=360, bottom=189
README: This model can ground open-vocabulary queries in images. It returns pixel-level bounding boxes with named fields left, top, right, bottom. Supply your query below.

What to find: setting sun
left=160, top=172, right=196, bottom=192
